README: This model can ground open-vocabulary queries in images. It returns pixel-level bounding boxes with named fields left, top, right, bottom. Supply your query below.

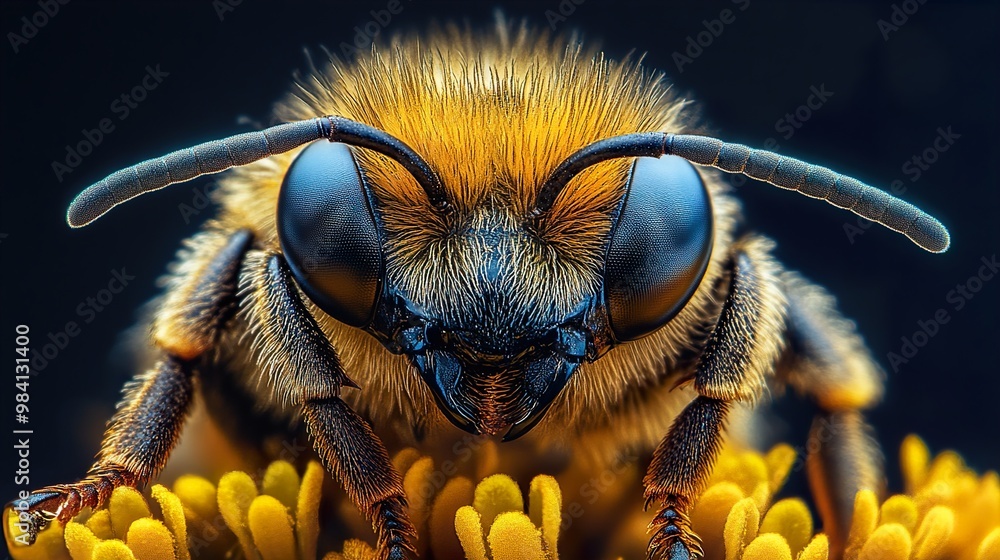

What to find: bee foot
left=24, top=508, right=58, bottom=544
left=374, top=496, right=416, bottom=560
left=4, top=491, right=61, bottom=545
left=666, top=541, right=693, bottom=560
left=23, top=466, right=139, bottom=527
left=647, top=503, right=703, bottom=560
left=649, top=539, right=700, bottom=560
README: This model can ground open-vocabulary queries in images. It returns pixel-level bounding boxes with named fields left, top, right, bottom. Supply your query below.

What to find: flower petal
left=858, top=523, right=912, bottom=560
left=963, top=473, right=1000, bottom=551
left=901, top=435, right=930, bottom=496
left=217, top=470, right=258, bottom=559
left=742, top=533, right=792, bottom=560
left=765, top=444, right=797, bottom=494
left=109, top=487, right=151, bottom=540
left=711, top=451, right=769, bottom=498
left=92, top=539, right=138, bottom=560
left=926, top=451, right=964, bottom=486
left=320, top=539, right=379, bottom=560
left=913, top=450, right=966, bottom=512
left=796, top=534, right=829, bottom=560
left=248, top=495, right=296, bottom=560
left=759, top=498, right=812, bottom=556
left=751, top=481, right=773, bottom=514
left=690, top=482, right=744, bottom=560
left=912, top=470, right=974, bottom=522
left=473, top=474, right=524, bottom=531
left=528, top=475, right=561, bottom=558
left=977, top=527, right=1000, bottom=560
left=150, top=485, right=188, bottom=560
left=403, top=456, right=436, bottom=538
left=723, top=497, right=759, bottom=560
left=296, top=461, right=325, bottom=560
left=844, top=490, right=879, bottom=560
left=392, top=447, right=422, bottom=475
left=262, top=460, right=300, bottom=512
left=340, top=538, right=379, bottom=560
left=125, top=517, right=176, bottom=560
left=878, top=495, right=918, bottom=534
left=85, top=509, right=115, bottom=540
left=64, top=522, right=99, bottom=560
left=172, top=475, right=217, bottom=522
left=488, top=511, right=546, bottom=560
left=455, top=505, right=488, bottom=560
left=912, top=505, right=954, bottom=560
left=431, top=477, right=474, bottom=560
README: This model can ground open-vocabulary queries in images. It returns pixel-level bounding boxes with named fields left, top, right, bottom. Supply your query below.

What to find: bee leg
left=22, top=356, right=194, bottom=538
left=645, top=237, right=787, bottom=560
left=303, top=399, right=415, bottom=560
left=777, top=272, right=885, bottom=556
left=644, top=397, right=730, bottom=559
left=249, top=253, right=415, bottom=559
left=18, top=229, right=253, bottom=541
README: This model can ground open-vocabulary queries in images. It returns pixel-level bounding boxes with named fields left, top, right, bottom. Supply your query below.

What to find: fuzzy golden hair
left=223, top=23, right=687, bottom=274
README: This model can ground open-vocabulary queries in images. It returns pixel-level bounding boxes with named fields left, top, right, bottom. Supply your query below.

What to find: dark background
left=2, top=0, right=997, bottom=539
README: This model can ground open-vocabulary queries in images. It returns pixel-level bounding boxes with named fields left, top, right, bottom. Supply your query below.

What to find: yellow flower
left=453, top=473, right=562, bottom=560
left=607, top=436, right=998, bottom=560
left=322, top=443, right=505, bottom=560
left=3, top=459, right=326, bottom=560
left=321, top=465, right=562, bottom=560
left=5, top=435, right=998, bottom=560
left=321, top=538, right=380, bottom=560
left=443, top=436, right=998, bottom=560
left=840, top=436, right=1000, bottom=560
left=680, top=443, right=828, bottom=560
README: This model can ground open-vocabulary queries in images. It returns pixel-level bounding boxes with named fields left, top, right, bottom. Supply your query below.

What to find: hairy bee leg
left=154, top=229, right=255, bottom=359
left=19, top=229, right=253, bottom=541
left=25, top=356, right=193, bottom=532
left=645, top=237, right=787, bottom=560
left=248, top=253, right=414, bottom=559
left=645, top=397, right=730, bottom=559
left=777, top=272, right=885, bottom=554
left=806, top=411, right=882, bottom=556
left=303, top=399, right=414, bottom=560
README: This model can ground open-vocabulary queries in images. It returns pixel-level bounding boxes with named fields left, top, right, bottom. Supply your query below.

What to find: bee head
left=276, top=133, right=715, bottom=439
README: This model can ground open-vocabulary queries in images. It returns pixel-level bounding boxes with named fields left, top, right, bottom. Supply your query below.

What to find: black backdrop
left=2, top=0, right=998, bottom=536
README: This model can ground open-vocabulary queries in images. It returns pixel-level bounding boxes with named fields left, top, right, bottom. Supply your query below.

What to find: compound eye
left=604, top=155, right=714, bottom=341
left=277, top=141, right=383, bottom=327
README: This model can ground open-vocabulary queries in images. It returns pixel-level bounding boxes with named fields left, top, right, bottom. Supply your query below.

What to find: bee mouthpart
left=502, top=401, right=555, bottom=442
left=411, top=348, right=578, bottom=440
left=412, top=351, right=481, bottom=435
left=503, top=358, right=576, bottom=441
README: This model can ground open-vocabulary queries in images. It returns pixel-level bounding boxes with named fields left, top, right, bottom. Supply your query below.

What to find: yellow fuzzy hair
left=212, top=21, right=746, bottom=464
left=222, top=23, right=686, bottom=272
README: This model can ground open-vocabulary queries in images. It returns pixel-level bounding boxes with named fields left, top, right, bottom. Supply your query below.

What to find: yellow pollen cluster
left=4, top=435, right=998, bottom=560
left=4, top=460, right=326, bottom=560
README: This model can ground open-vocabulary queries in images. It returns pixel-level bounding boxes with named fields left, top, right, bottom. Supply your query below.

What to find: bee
left=19, top=24, right=949, bottom=560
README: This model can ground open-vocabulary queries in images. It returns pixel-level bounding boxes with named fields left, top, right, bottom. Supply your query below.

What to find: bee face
left=278, top=138, right=590, bottom=436
left=277, top=119, right=716, bottom=439
left=377, top=220, right=604, bottom=439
